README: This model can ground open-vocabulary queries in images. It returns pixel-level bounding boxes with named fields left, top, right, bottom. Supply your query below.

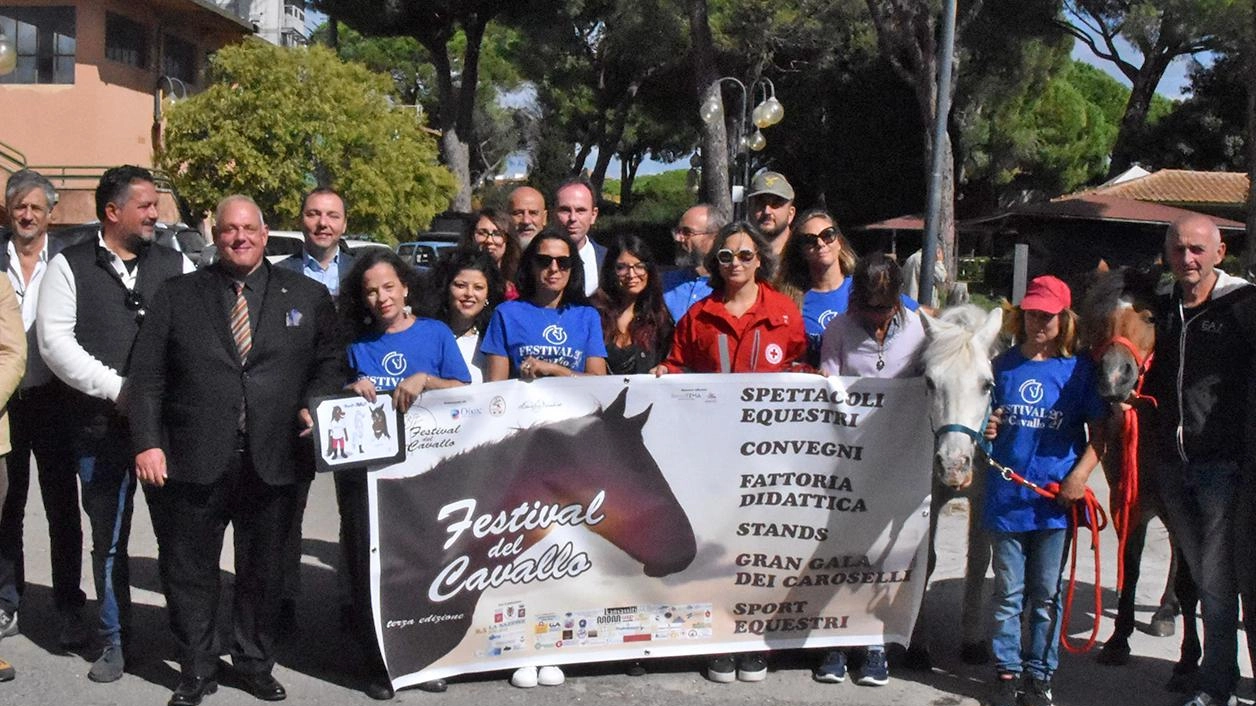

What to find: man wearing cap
left=662, top=204, right=727, bottom=322
left=747, top=171, right=796, bottom=257
left=1138, top=213, right=1256, bottom=706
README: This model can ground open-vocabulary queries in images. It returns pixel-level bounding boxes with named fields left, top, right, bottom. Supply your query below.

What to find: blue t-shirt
left=481, top=300, right=608, bottom=374
left=984, top=348, right=1107, bottom=533
left=347, top=318, right=472, bottom=390
left=801, top=282, right=919, bottom=366
left=662, top=268, right=713, bottom=324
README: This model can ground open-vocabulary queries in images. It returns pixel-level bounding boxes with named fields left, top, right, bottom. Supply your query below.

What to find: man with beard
left=747, top=171, right=796, bottom=257
left=38, top=165, right=194, bottom=683
left=662, top=204, right=726, bottom=322
left=506, top=186, right=547, bottom=250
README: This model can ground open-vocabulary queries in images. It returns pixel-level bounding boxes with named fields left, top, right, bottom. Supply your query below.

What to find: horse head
left=519, top=388, right=697, bottom=578
left=921, top=305, right=1004, bottom=490
left=1079, top=268, right=1159, bottom=403
left=587, top=389, right=697, bottom=577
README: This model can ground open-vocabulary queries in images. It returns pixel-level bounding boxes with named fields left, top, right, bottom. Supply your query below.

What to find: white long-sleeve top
left=36, top=235, right=194, bottom=402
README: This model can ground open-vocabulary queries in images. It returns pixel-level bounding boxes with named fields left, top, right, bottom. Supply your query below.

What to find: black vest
left=60, top=239, right=184, bottom=377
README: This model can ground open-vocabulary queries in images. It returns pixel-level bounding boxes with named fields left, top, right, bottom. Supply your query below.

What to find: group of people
left=0, top=163, right=1245, bottom=706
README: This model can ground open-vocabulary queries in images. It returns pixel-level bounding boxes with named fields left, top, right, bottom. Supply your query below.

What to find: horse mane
left=1077, top=266, right=1161, bottom=347
left=922, top=304, right=1001, bottom=372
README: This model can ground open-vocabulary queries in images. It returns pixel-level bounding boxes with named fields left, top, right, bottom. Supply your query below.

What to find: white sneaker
left=510, top=666, right=538, bottom=688
left=538, top=665, right=565, bottom=686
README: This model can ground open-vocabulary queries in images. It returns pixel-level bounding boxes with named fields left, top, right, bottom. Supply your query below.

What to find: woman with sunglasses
left=483, top=229, right=607, bottom=382
left=591, top=235, right=674, bottom=375
left=655, top=221, right=805, bottom=379
left=481, top=229, right=606, bottom=688
left=776, top=210, right=859, bottom=366
left=424, top=248, right=507, bottom=383
left=460, top=208, right=521, bottom=300
left=655, top=223, right=803, bottom=684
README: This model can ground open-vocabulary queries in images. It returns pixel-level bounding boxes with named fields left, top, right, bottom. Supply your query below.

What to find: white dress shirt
left=578, top=237, right=599, bottom=296
left=37, top=235, right=194, bottom=402
left=7, top=237, right=51, bottom=388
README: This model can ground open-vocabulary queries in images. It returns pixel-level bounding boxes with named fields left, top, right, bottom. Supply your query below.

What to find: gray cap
left=746, top=171, right=794, bottom=201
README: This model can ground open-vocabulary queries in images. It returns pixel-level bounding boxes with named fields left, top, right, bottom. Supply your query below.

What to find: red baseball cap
left=1020, top=275, right=1071, bottom=314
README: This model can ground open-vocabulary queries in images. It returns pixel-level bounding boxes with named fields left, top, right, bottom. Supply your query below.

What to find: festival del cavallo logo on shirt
left=367, top=350, right=409, bottom=389
left=1005, top=378, right=1063, bottom=430
left=519, top=324, right=584, bottom=369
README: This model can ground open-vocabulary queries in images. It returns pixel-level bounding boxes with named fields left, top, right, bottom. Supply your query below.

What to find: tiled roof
left=1074, top=169, right=1249, bottom=205
left=860, top=215, right=924, bottom=230
left=1011, top=195, right=1245, bottom=229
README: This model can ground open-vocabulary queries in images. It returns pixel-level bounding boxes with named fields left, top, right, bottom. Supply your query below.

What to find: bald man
left=506, top=186, right=547, bottom=249
left=1139, top=214, right=1256, bottom=706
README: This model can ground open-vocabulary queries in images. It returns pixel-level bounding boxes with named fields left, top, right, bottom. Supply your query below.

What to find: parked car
left=50, top=222, right=207, bottom=265
left=342, top=238, right=391, bottom=256
left=396, top=240, right=457, bottom=269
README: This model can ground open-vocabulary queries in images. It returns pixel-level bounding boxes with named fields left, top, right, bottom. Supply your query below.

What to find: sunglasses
left=716, top=248, right=757, bottom=265
left=802, top=227, right=839, bottom=248
left=533, top=254, right=573, bottom=271
left=474, top=228, right=504, bottom=242
left=125, top=288, right=146, bottom=323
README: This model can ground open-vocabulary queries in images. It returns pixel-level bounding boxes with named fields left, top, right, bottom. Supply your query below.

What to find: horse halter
left=932, top=419, right=993, bottom=457
left=1092, top=336, right=1155, bottom=396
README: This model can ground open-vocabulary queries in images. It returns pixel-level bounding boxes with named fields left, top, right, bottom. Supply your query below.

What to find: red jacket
left=664, top=282, right=807, bottom=373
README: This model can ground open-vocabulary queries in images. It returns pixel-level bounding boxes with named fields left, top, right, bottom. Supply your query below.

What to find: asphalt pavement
left=0, top=468, right=1250, bottom=706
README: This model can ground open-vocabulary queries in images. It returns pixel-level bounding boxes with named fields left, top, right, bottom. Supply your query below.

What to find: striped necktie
left=230, top=282, right=252, bottom=363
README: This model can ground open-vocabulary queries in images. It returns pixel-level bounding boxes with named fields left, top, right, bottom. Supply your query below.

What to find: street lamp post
left=0, top=27, right=17, bottom=77
left=154, top=74, right=189, bottom=123
left=699, top=76, right=784, bottom=219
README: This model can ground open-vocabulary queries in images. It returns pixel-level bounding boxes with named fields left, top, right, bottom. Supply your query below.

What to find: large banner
left=369, top=373, right=932, bottom=688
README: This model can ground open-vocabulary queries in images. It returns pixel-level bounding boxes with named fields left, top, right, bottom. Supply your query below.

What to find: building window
left=0, top=6, right=75, bottom=85
left=162, top=34, right=195, bottom=85
left=105, top=12, right=148, bottom=68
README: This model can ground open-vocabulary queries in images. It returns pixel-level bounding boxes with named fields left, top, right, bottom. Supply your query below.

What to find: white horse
left=905, top=304, right=1004, bottom=669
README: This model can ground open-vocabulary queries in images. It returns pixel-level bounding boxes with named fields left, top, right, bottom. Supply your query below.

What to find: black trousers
left=0, top=385, right=84, bottom=614
left=149, top=447, right=296, bottom=678
left=334, top=471, right=388, bottom=680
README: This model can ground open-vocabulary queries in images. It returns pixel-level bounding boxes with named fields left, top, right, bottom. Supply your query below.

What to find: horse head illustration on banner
left=373, top=387, right=697, bottom=679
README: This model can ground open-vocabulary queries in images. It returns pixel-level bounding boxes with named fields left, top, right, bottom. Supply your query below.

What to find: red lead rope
left=987, top=458, right=1109, bottom=654
left=1092, top=337, right=1157, bottom=594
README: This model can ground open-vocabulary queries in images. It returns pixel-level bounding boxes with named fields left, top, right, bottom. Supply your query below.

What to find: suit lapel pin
left=286, top=309, right=303, bottom=327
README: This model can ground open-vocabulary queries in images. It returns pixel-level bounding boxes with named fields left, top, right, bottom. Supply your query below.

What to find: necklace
left=875, top=343, right=885, bottom=371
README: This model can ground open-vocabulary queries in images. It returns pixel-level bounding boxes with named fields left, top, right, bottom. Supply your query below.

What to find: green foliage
left=603, top=170, right=694, bottom=222
left=1140, top=52, right=1249, bottom=170
left=309, top=21, right=529, bottom=188
left=159, top=41, right=455, bottom=244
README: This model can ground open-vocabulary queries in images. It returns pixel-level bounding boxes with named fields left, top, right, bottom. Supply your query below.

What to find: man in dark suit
left=553, top=177, right=606, bottom=295
left=272, top=187, right=355, bottom=634
left=130, top=195, right=346, bottom=706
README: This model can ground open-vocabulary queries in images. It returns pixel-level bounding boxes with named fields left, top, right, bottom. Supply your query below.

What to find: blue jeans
left=991, top=528, right=1068, bottom=679
left=76, top=429, right=136, bottom=648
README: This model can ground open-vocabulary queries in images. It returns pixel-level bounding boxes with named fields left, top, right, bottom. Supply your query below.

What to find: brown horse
left=1078, top=267, right=1200, bottom=681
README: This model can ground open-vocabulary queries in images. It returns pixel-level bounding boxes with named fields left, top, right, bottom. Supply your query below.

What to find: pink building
left=0, top=0, right=252, bottom=224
